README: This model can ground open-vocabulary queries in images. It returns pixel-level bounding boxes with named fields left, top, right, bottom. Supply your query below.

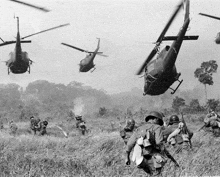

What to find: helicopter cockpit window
left=145, top=61, right=154, bottom=73
left=145, top=73, right=157, bottom=83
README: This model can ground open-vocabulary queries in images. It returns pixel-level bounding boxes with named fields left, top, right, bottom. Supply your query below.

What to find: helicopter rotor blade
left=0, top=40, right=31, bottom=47
left=21, top=23, right=70, bottom=39
left=8, top=0, right=50, bottom=12
left=199, top=13, right=220, bottom=21
left=61, top=43, right=88, bottom=53
left=136, top=1, right=183, bottom=75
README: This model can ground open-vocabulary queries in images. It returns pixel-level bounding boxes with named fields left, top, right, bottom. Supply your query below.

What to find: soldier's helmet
left=75, top=115, right=82, bottom=121
left=126, top=119, right=135, bottom=129
left=169, top=115, right=180, bottom=125
left=43, top=121, right=48, bottom=126
left=145, top=111, right=164, bottom=126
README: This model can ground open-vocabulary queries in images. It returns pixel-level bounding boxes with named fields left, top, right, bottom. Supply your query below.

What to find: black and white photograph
left=0, top=0, right=220, bottom=176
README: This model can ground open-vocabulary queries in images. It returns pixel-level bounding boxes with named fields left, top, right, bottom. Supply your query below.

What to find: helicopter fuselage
left=7, top=50, right=30, bottom=74
left=143, top=18, right=190, bottom=95
left=79, top=50, right=98, bottom=72
left=6, top=31, right=31, bottom=74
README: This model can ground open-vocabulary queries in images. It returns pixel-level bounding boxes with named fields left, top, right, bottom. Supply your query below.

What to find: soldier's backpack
left=167, top=122, right=189, bottom=145
left=132, top=127, right=166, bottom=168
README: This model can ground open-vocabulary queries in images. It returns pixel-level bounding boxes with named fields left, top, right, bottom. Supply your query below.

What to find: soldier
left=0, top=119, right=3, bottom=130
left=30, top=116, right=41, bottom=135
left=39, top=120, right=48, bottom=136
left=163, top=115, right=193, bottom=153
left=9, top=120, right=18, bottom=136
left=75, top=115, right=87, bottom=135
left=125, top=111, right=179, bottom=176
left=120, top=119, right=136, bottom=145
left=201, top=109, right=220, bottom=136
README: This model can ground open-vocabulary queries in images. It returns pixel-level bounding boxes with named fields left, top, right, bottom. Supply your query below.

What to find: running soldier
left=125, top=111, right=179, bottom=176
left=30, top=116, right=41, bottom=135
left=39, top=120, right=48, bottom=136
left=75, top=115, right=87, bottom=135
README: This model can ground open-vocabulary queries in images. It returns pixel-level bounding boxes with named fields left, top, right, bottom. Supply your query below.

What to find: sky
left=0, top=0, right=220, bottom=96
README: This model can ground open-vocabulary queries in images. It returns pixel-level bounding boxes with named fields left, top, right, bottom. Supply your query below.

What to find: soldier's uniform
left=30, top=116, right=41, bottom=135
left=126, top=111, right=168, bottom=176
left=163, top=115, right=193, bottom=153
left=75, top=115, right=87, bottom=135
left=120, top=119, right=136, bottom=145
left=39, top=121, right=48, bottom=136
left=204, top=110, right=220, bottom=136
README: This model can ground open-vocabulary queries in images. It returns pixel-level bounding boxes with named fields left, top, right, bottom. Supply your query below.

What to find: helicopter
left=0, top=17, right=69, bottom=74
left=61, top=38, right=107, bottom=73
left=136, top=0, right=199, bottom=96
left=199, top=13, right=220, bottom=44
left=8, top=0, right=50, bottom=12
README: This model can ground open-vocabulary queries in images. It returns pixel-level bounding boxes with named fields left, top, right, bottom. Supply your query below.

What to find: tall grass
left=0, top=115, right=219, bottom=177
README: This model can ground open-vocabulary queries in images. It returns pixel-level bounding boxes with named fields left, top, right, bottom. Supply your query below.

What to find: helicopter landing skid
left=91, top=67, right=96, bottom=73
left=170, top=79, right=183, bottom=94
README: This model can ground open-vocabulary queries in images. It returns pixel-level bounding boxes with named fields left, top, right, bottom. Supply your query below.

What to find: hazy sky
left=0, top=0, right=220, bottom=96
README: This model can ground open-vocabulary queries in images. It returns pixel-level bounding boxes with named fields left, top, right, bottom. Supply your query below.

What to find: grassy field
left=0, top=114, right=220, bottom=177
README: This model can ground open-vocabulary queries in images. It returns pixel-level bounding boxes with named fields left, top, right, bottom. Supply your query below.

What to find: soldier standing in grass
left=163, top=115, right=193, bottom=153
left=30, top=116, right=41, bottom=135
left=75, top=115, right=87, bottom=135
left=125, top=111, right=179, bottom=176
left=0, top=116, right=3, bottom=130
left=39, top=120, right=48, bottom=136
left=120, top=119, right=136, bottom=145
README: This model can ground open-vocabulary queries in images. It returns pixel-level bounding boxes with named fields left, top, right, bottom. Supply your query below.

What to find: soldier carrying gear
left=163, top=115, right=193, bottom=153
left=200, top=110, right=220, bottom=136
left=125, top=111, right=178, bottom=176
left=39, top=120, right=48, bottom=136
left=120, top=119, right=136, bottom=145
left=75, top=115, right=87, bottom=135
left=30, top=116, right=41, bottom=135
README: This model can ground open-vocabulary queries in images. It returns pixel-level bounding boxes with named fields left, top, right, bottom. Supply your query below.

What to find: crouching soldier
left=125, top=111, right=179, bottom=176
left=202, top=109, right=220, bottom=136
left=30, top=116, right=41, bottom=135
left=120, top=119, right=136, bottom=145
left=39, top=120, right=48, bottom=136
left=163, top=115, right=193, bottom=153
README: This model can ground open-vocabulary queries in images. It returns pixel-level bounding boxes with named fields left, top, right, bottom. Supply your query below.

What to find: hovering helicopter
left=0, top=17, right=69, bottom=74
left=199, top=13, right=220, bottom=44
left=136, top=0, right=199, bottom=96
left=8, top=0, right=50, bottom=12
left=61, top=38, right=107, bottom=73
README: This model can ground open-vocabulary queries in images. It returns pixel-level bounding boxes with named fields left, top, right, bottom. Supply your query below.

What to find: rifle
left=163, top=147, right=180, bottom=167
left=197, top=124, right=206, bottom=132
left=180, top=112, right=192, bottom=149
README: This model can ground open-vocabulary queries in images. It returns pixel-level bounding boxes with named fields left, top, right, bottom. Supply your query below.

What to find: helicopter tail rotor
left=136, top=1, right=183, bottom=75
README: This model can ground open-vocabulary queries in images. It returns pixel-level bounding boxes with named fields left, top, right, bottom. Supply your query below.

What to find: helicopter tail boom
left=183, top=0, right=190, bottom=22
left=163, top=35, right=198, bottom=41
